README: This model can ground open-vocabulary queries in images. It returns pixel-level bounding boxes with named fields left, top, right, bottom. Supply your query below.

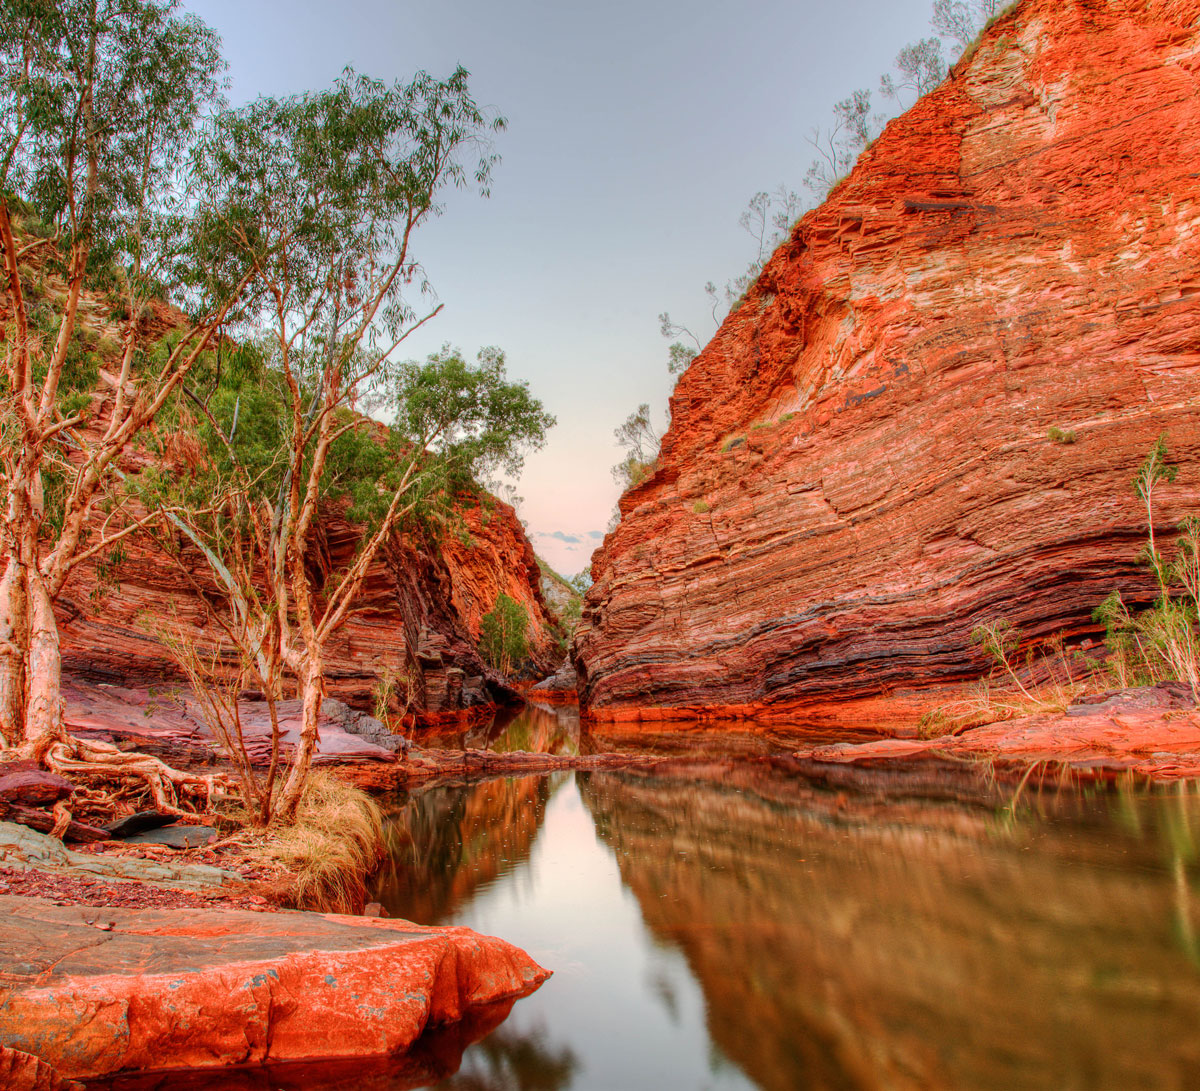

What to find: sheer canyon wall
left=575, top=0, right=1200, bottom=722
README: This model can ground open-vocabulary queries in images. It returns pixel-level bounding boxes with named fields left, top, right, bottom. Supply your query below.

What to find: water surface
left=374, top=761, right=1200, bottom=1090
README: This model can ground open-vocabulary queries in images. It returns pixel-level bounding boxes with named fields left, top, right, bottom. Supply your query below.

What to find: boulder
left=0, top=895, right=549, bottom=1081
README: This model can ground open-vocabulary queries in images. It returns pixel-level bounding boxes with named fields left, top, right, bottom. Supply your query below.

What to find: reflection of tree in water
left=434, top=1024, right=579, bottom=1091
left=372, top=773, right=567, bottom=924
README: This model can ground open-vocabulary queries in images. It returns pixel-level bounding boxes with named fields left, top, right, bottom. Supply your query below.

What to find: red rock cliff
left=58, top=489, right=558, bottom=723
left=574, top=0, right=1200, bottom=722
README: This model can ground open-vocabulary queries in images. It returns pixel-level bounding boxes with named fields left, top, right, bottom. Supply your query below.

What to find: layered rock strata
left=59, top=460, right=557, bottom=725
left=0, top=895, right=548, bottom=1081
left=575, top=0, right=1200, bottom=722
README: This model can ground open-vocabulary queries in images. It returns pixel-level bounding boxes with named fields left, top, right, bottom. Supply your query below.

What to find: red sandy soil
left=0, top=866, right=278, bottom=913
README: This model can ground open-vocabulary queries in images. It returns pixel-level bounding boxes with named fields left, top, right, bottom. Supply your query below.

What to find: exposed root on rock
left=39, top=734, right=234, bottom=818
left=49, top=799, right=71, bottom=838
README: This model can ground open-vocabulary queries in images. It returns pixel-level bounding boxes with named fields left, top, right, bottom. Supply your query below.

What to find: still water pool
left=372, top=751, right=1200, bottom=1091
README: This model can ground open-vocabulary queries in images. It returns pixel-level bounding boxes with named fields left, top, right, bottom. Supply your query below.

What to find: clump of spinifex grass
left=228, top=771, right=385, bottom=913
left=918, top=622, right=1086, bottom=738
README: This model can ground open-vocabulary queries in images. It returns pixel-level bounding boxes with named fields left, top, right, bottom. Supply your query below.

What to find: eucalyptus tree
left=170, top=71, right=539, bottom=820
left=0, top=1, right=260, bottom=805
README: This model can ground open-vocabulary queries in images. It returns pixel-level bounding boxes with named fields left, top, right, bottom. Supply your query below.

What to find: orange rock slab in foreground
left=0, top=896, right=548, bottom=1081
left=575, top=0, right=1200, bottom=722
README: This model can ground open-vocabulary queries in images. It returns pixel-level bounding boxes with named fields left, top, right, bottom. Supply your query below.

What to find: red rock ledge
left=0, top=896, right=548, bottom=1082
left=795, top=701, right=1200, bottom=779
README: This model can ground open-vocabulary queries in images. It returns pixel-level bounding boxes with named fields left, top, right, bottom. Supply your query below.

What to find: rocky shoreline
left=0, top=894, right=547, bottom=1088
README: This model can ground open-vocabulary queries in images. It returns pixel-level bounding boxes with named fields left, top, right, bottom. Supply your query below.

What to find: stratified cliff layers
left=59, top=492, right=558, bottom=723
left=575, top=0, right=1200, bottom=721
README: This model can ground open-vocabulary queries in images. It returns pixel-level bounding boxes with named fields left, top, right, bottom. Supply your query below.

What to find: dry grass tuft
left=230, top=771, right=385, bottom=913
left=918, top=626, right=1086, bottom=738
left=917, top=677, right=1081, bottom=738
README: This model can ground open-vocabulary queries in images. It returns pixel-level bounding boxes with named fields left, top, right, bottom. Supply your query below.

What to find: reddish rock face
left=58, top=483, right=557, bottom=724
left=575, top=0, right=1200, bottom=723
left=0, top=895, right=548, bottom=1081
left=0, top=1046, right=81, bottom=1091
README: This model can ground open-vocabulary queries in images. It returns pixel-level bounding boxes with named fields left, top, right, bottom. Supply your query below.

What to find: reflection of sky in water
left=377, top=766, right=1200, bottom=1091
left=436, top=776, right=753, bottom=1090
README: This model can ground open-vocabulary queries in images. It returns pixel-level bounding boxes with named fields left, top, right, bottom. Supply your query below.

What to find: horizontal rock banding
left=575, top=0, right=1200, bottom=722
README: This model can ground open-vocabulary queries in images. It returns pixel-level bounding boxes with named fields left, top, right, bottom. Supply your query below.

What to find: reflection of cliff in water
left=419, top=702, right=581, bottom=755
left=578, top=767, right=1200, bottom=1091
left=373, top=773, right=566, bottom=924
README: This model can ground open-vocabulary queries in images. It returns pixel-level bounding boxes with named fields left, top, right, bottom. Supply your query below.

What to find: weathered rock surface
left=57, top=417, right=557, bottom=724
left=529, top=659, right=578, bottom=702
left=575, top=0, right=1200, bottom=722
left=0, top=1047, right=81, bottom=1091
left=0, top=821, right=237, bottom=891
left=797, top=695, right=1200, bottom=778
left=0, top=895, right=548, bottom=1081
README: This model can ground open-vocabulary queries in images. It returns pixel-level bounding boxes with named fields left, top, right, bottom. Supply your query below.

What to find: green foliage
left=611, top=403, right=660, bottom=492
left=1093, top=443, right=1199, bottom=698
left=480, top=593, right=529, bottom=675
left=0, top=0, right=224, bottom=292
left=141, top=335, right=552, bottom=546
left=1047, top=426, right=1076, bottom=445
left=692, top=500, right=710, bottom=514
left=185, top=66, right=505, bottom=334
left=721, top=435, right=746, bottom=452
left=397, top=345, right=555, bottom=485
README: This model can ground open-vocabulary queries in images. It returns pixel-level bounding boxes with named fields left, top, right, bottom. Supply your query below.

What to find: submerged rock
left=0, top=895, right=549, bottom=1081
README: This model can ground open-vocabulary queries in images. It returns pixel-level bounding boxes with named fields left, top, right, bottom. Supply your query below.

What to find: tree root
left=49, top=799, right=72, bottom=839
left=41, top=734, right=234, bottom=817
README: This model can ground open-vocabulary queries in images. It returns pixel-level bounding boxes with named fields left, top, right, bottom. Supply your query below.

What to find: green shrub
left=1093, top=437, right=1199, bottom=698
left=692, top=500, right=710, bottom=514
left=1047, top=426, right=1076, bottom=445
left=721, top=435, right=746, bottom=452
left=479, top=593, right=530, bottom=675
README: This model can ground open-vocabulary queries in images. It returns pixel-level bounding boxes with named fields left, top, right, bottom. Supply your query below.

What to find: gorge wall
left=45, top=358, right=559, bottom=723
left=575, top=0, right=1200, bottom=723
left=58, top=490, right=559, bottom=723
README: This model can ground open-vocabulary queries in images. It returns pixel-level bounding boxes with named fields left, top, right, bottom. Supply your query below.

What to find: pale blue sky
left=185, top=0, right=936, bottom=574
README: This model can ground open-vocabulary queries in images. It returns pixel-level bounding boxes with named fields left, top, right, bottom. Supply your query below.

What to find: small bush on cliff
left=1047, top=426, right=1076, bottom=445
left=611, top=403, right=661, bottom=493
left=919, top=621, right=1083, bottom=736
left=1093, top=438, right=1199, bottom=699
left=480, top=593, right=530, bottom=676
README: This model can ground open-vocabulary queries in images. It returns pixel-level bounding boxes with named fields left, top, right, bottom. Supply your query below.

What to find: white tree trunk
left=0, top=557, right=29, bottom=748
left=276, top=654, right=324, bottom=821
left=25, top=566, right=64, bottom=758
